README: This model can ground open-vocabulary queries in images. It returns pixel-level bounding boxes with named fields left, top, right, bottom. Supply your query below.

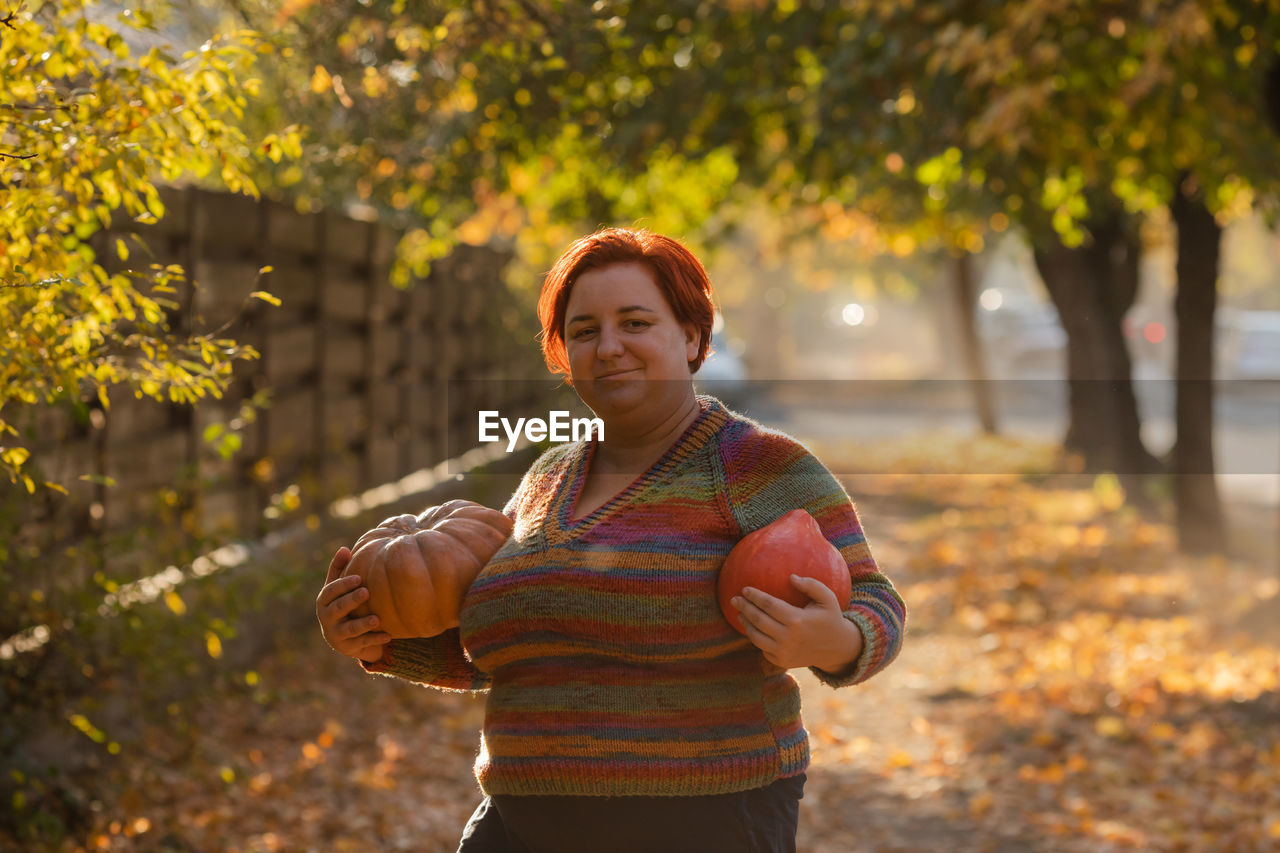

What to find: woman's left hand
left=731, top=575, right=864, bottom=674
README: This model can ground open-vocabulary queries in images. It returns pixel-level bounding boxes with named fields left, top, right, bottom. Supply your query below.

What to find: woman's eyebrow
left=567, top=305, right=657, bottom=325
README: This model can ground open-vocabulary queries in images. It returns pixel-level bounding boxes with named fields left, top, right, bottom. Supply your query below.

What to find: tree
left=202, top=0, right=750, bottom=292
left=0, top=0, right=292, bottom=490
left=772, top=0, right=1280, bottom=552
left=207, top=1, right=1280, bottom=551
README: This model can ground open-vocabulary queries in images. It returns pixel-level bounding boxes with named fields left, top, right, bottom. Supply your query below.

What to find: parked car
left=978, top=302, right=1068, bottom=378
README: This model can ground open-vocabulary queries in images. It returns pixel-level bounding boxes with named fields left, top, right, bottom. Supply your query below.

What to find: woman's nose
left=596, top=325, right=624, bottom=357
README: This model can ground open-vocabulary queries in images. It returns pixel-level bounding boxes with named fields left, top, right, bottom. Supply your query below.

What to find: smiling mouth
left=596, top=368, right=640, bottom=379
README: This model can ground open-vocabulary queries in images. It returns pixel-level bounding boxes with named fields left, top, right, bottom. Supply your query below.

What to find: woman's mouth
left=596, top=368, right=641, bottom=380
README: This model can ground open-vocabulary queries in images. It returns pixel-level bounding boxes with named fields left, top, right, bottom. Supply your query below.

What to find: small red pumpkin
left=342, top=499, right=513, bottom=638
left=718, top=508, right=852, bottom=635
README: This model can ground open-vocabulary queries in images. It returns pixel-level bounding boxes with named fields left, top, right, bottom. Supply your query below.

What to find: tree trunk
left=952, top=252, right=997, bottom=434
left=1169, top=177, right=1227, bottom=554
left=1032, top=210, right=1162, bottom=494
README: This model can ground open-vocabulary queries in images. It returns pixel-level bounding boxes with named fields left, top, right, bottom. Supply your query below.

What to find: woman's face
left=563, top=262, right=700, bottom=423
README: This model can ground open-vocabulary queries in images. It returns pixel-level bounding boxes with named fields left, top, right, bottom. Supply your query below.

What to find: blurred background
left=4, top=1, right=1280, bottom=850
left=711, top=215, right=1280, bottom=384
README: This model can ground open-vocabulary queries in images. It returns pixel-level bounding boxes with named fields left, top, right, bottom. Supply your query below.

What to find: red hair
left=537, top=227, right=716, bottom=381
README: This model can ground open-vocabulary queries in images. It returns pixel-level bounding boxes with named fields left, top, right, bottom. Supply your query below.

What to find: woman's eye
left=571, top=327, right=596, bottom=340
left=625, top=320, right=651, bottom=330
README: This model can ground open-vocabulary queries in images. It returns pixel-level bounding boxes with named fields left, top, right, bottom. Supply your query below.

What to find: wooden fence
left=5, top=187, right=553, bottom=588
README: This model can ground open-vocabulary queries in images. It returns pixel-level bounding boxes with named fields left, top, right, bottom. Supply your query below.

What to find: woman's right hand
left=317, top=546, right=392, bottom=663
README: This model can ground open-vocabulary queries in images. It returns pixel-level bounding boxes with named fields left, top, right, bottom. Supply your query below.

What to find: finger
left=733, top=595, right=784, bottom=642
left=325, top=546, right=352, bottom=585
left=737, top=610, right=778, bottom=655
left=789, top=574, right=840, bottom=608
left=341, top=612, right=382, bottom=640
left=317, top=573, right=364, bottom=609
left=738, top=586, right=798, bottom=627
left=318, top=585, right=368, bottom=629
left=357, top=641, right=390, bottom=663
left=356, top=632, right=392, bottom=653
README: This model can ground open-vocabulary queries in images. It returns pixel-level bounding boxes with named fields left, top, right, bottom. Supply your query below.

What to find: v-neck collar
left=547, top=395, right=728, bottom=541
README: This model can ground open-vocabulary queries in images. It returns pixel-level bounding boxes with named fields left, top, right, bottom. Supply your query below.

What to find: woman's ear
left=682, top=322, right=701, bottom=364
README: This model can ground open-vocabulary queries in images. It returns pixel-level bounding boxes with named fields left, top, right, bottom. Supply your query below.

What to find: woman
left=316, top=228, right=906, bottom=853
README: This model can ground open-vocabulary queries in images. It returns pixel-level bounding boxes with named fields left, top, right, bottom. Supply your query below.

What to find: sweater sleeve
left=719, top=424, right=906, bottom=688
left=360, top=629, right=491, bottom=693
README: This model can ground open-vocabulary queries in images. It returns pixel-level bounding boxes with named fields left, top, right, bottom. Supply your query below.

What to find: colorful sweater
left=362, top=395, right=905, bottom=797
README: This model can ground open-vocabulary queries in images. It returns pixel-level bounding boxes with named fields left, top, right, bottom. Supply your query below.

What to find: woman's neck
left=592, top=393, right=702, bottom=477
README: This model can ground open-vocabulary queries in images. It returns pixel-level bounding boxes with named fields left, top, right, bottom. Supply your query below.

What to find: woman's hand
left=316, top=546, right=391, bottom=663
left=731, top=575, right=864, bottom=674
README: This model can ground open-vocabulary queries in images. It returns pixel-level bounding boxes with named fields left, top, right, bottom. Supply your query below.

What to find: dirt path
left=43, top=460, right=1280, bottom=853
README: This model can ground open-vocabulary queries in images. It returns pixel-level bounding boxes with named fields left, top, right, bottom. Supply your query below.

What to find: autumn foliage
left=0, top=0, right=297, bottom=490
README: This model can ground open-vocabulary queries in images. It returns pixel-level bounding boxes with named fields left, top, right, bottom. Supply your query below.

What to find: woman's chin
left=583, top=385, right=645, bottom=415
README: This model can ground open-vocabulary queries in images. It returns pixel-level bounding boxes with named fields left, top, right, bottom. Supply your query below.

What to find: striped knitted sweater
left=362, top=395, right=905, bottom=797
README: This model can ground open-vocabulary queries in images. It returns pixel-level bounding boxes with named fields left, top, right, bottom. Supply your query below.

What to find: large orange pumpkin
left=717, top=509, right=852, bottom=635
left=341, top=499, right=513, bottom=638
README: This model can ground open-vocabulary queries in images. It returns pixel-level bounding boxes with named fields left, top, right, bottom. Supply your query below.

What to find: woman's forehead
left=567, top=264, right=666, bottom=310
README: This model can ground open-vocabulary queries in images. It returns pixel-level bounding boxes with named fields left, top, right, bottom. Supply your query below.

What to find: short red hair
left=537, top=227, right=716, bottom=381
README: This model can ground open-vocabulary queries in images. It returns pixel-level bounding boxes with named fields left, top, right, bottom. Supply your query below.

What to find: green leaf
left=217, top=433, right=243, bottom=459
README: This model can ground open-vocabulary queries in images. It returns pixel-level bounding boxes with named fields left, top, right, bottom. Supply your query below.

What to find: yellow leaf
left=164, top=590, right=186, bottom=615
left=886, top=750, right=914, bottom=768
left=457, top=218, right=492, bottom=245
left=1, top=447, right=30, bottom=467
left=311, top=65, right=332, bottom=94
left=205, top=631, right=223, bottom=659
left=1093, top=472, right=1125, bottom=511
left=250, top=290, right=281, bottom=306
left=1095, top=716, right=1126, bottom=738
left=115, top=238, right=128, bottom=261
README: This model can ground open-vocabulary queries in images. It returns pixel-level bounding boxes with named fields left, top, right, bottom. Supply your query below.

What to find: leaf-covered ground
left=46, top=435, right=1280, bottom=852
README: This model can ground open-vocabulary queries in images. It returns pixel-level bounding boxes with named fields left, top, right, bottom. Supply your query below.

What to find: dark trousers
left=456, top=774, right=805, bottom=853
